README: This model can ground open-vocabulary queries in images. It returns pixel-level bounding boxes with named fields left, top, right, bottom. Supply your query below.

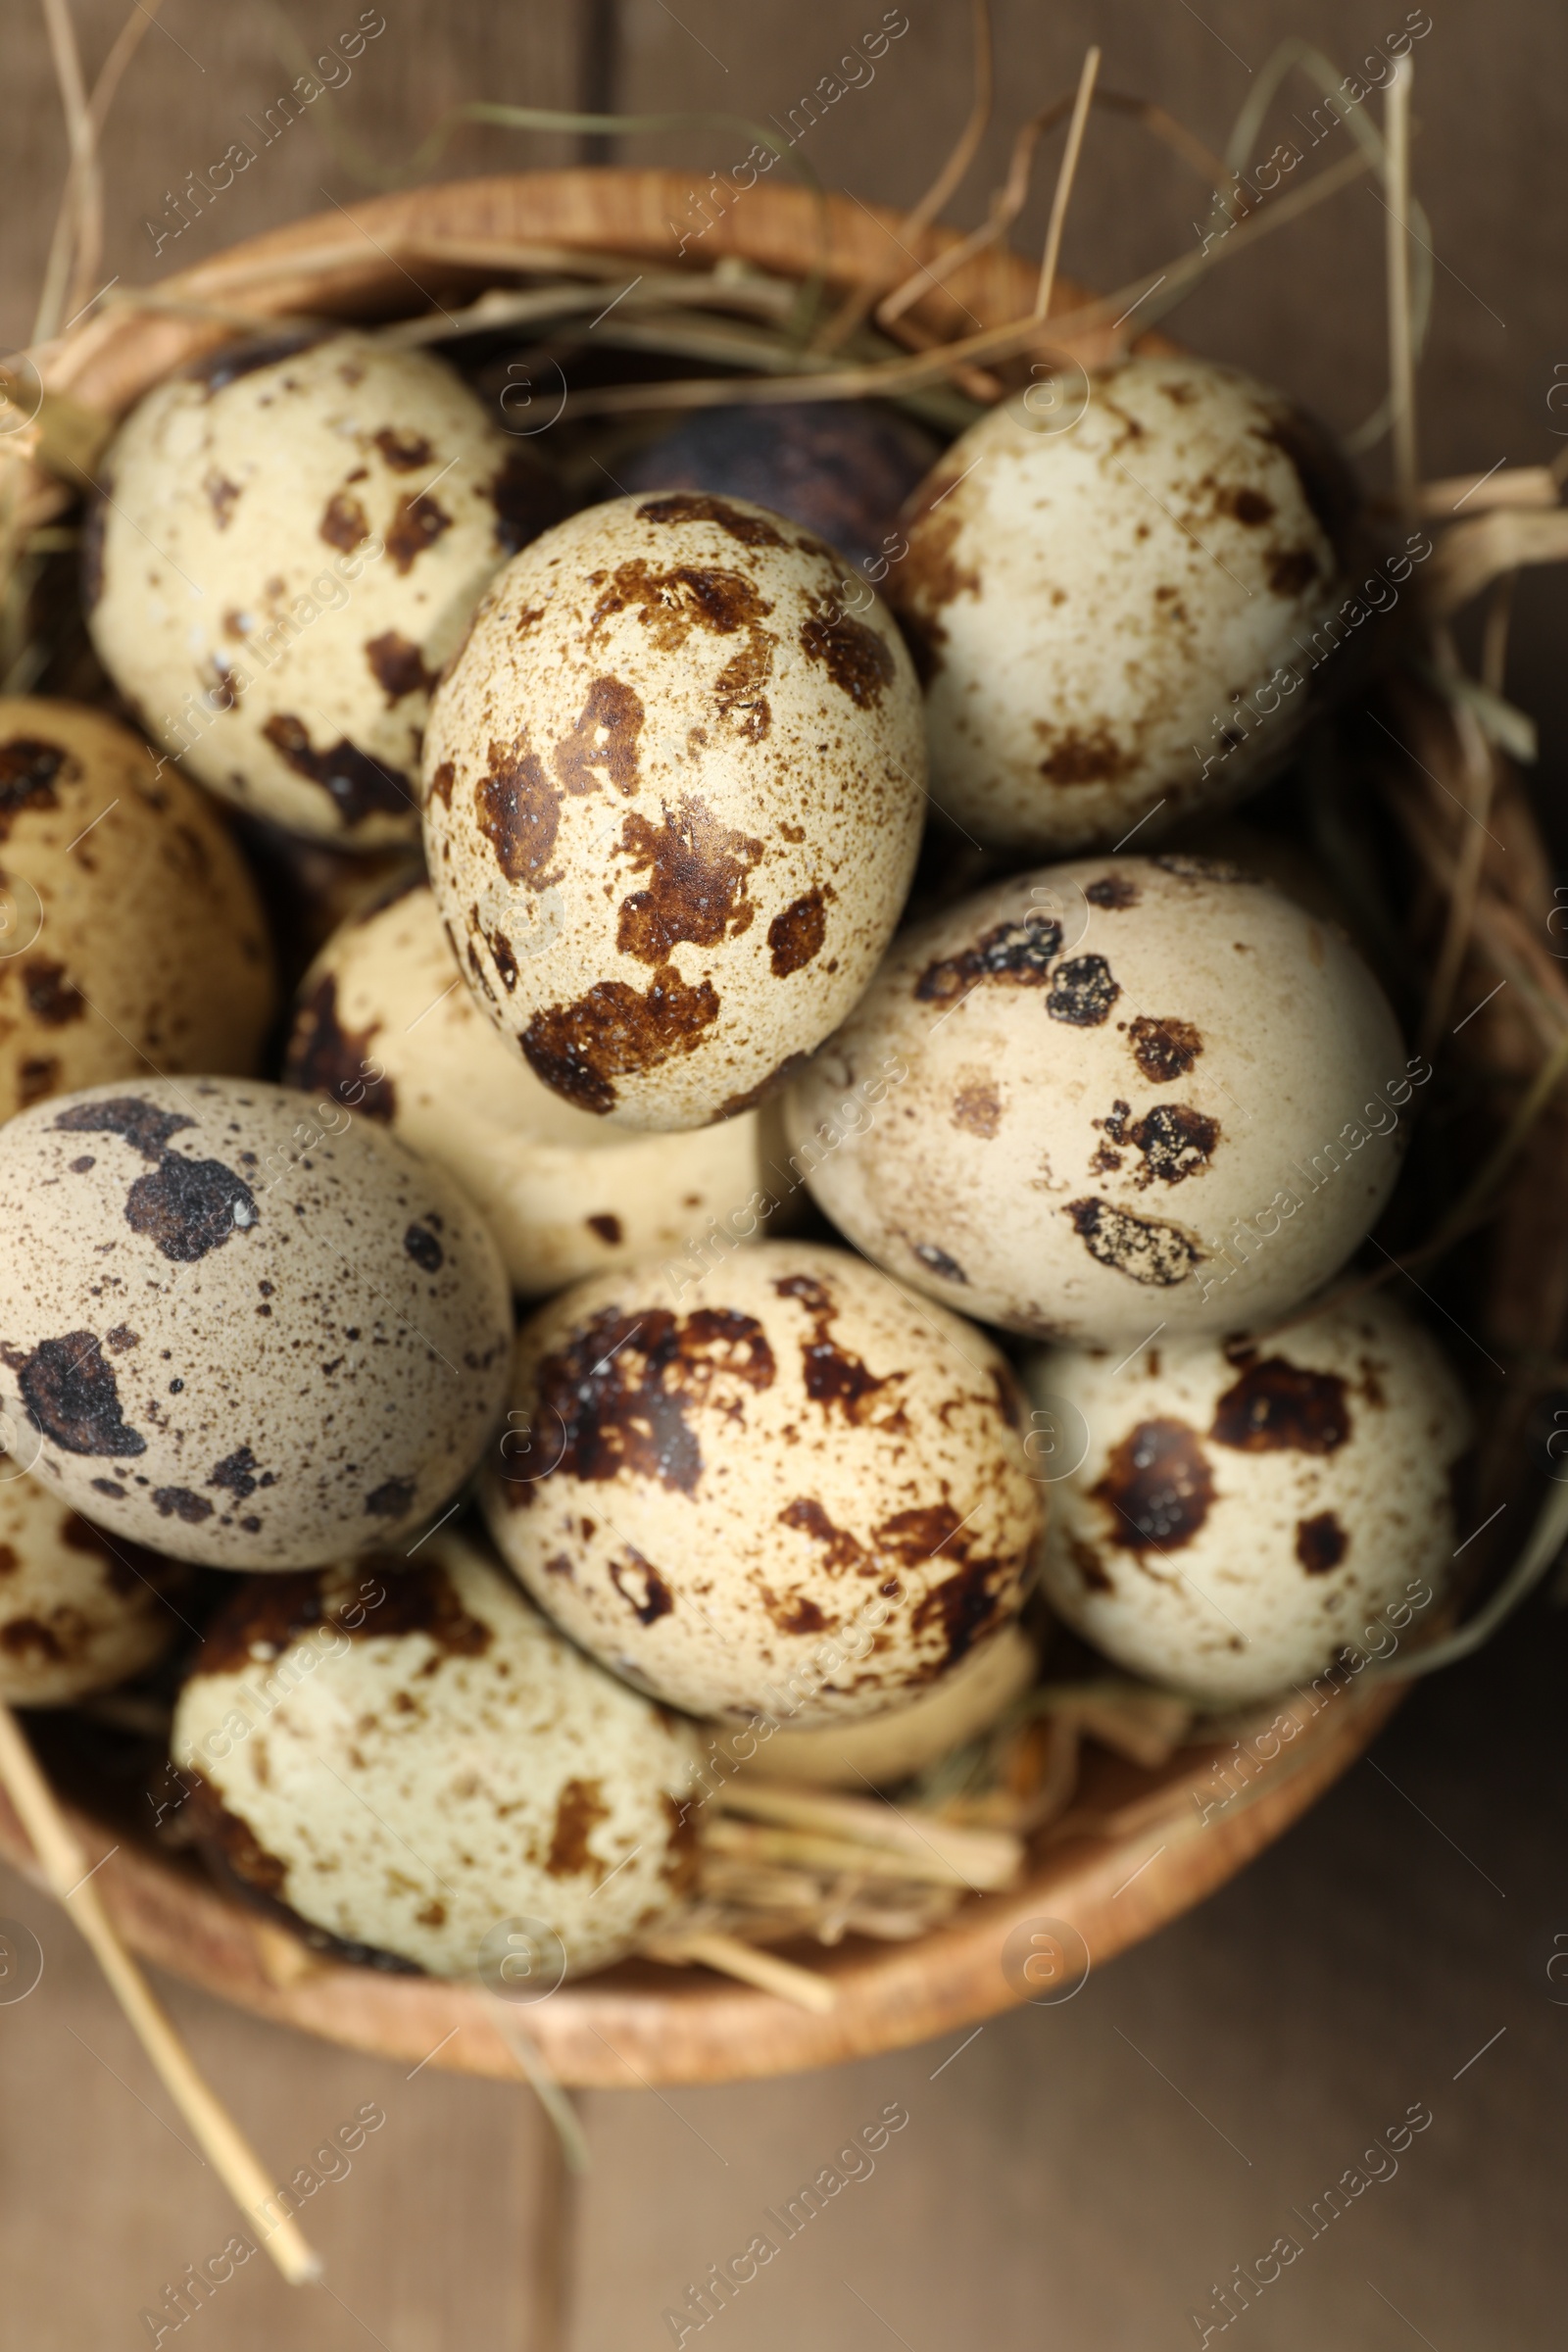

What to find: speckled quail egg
left=1029, top=1292, right=1469, bottom=1704
left=0, top=698, right=274, bottom=1116
left=283, top=878, right=793, bottom=1298
left=711, top=1620, right=1039, bottom=1788
left=0, top=1077, right=511, bottom=1569
left=615, top=398, right=941, bottom=574
left=422, top=490, right=926, bottom=1131
left=480, top=1240, right=1042, bottom=1723
left=785, top=855, right=1411, bottom=1344
left=0, top=1455, right=188, bottom=1704
left=86, top=329, right=564, bottom=845
left=892, top=354, right=1356, bottom=852
left=171, top=1533, right=702, bottom=1978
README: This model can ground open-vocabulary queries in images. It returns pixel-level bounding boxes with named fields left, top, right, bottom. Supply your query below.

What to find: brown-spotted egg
left=892, top=355, right=1356, bottom=853
left=785, top=856, right=1410, bottom=1344
left=421, top=491, right=926, bottom=1130
left=0, top=698, right=274, bottom=1116
left=0, top=1454, right=188, bottom=1704
left=171, top=1535, right=702, bottom=1978
left=480, top=1241, right=1042, bottom=1723
left=86, top=330, right=564, bottom=844
left=0, top=1078, right=512, bottom=1569
left=283, top=878, right=793, bottom=1298
left=1027, top=1293, right=1468, bottom=1704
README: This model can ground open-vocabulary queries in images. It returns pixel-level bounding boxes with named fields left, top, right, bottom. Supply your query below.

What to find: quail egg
left=422, top=490, right=926, bottom=1130
left=892, top=355, right=1356, bottom=852
left=1028, top=1292, right=1469, bottom=1703
left=616, top=398, right=941, bottom=574
left=0, top=698, right=274, bottom=1116
left=0, top=1077, right=512, bottom=1569
left=171, top=1533, right=702, bottom=1978
left=786, top=856, right=1411, bottom=1343
left=481, top=1241, right=1042, bottom=1723
left=283, top=877, right=793, bottom=1297
left=86, top=330, right=564, bottom=845
left=0, top=1454, right=188, bottom=1704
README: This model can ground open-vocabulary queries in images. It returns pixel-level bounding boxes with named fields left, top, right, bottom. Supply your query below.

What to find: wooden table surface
left=1, top=4, right=1565, bottom=2344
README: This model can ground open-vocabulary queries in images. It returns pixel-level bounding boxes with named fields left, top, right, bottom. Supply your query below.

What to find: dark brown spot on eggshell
left=1122, top=1102, right=1219, bottom=1187
left=610, top=1548, right=674, bottom=1626
left=319, top=490, right=370, bottom=552
left=1129, top=1014, right=1202, bottom=1083
left=210, top=1446, right=267, bottom=1500
left=262, top=714, right=412, bottom=826
left=892, top=499, right=979, bottom=679
left=521, top=964, right=719, bottom=1114
left=372, top=427, right=433, bottom=472
left=125, top=1153, right=258, bottom=1262
left=586, top=1213, right=621, bottom=1246
left=533, top=1304, right=776, bottom=1497
left=774, top=1273, right=907, bottom=1430
left=951, top=1078, right=1002, bottom=1137
left=911, top=1242, right=966, bottom=1284
left=0, top=737, right=67, bottom=834
left=1064, top=1198, right=1201, bottom=1287
left=1, top=1332, right=147, bottom=1456
left=614, top=798, right=760, bottom=964
left=915, top=912, right=1062, bottom=1004
left=1296, top=1510, right=1348, bottom=1574
left=54, top=1092, right=190, bottom=1158
left=588, top=558, right=772, bottom=655
left=778, top=1495, right=865, bottom=1575
left=404, top=1222, right=443, bottom=1272
left=386, top=492, right=451, bottom=574
left=1210, top=1357, right=1350, bottom=1453
left=703, top=639, right=771, bottom=747
left=192, top=1564, right=478, bottom=1678
left=1218, top=485, right=1274, bottom=526
left=546, top=1777, right=612, bottom=1879
left=283, top=973, right=397, bottom=1121
left=1047, top=955, right=1119, bottom=1026
left=636, top=491, right=788, bottom=548
left=22, top=960, right=83, bottom=1025
left=798, top=593, right=896, bottom=708
left=767, top=888, right=829, bottom=977
left=153, top=1486, right=213, bottom=1524
left=476, top=736, right=562, bottom=891
left=1036, top=724, right=1134, bottom=786
left=1093, top=1418, right=1215, bottom=1552
left=883, top=1504, right=1011, bottom=1668
left=365, top=631, right=435, bottom=704
left=553, top=676, right=644, bottom=797
left=205, top=470, right=242, bottom=529
left=1086, top=874, right=1140, bottom=909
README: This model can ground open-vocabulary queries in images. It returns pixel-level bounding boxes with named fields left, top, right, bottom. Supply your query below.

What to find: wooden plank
left=0, top=1858, right=564, bottom=2348
left=0, top=0, right=587, bottom=350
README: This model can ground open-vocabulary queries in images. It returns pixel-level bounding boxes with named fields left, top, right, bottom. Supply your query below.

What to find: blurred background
left=1, top=3, right=1564, bottom=2344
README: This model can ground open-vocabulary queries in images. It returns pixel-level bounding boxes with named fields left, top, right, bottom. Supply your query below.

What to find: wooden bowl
left=0, top=169, right=1475, bottom=2086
